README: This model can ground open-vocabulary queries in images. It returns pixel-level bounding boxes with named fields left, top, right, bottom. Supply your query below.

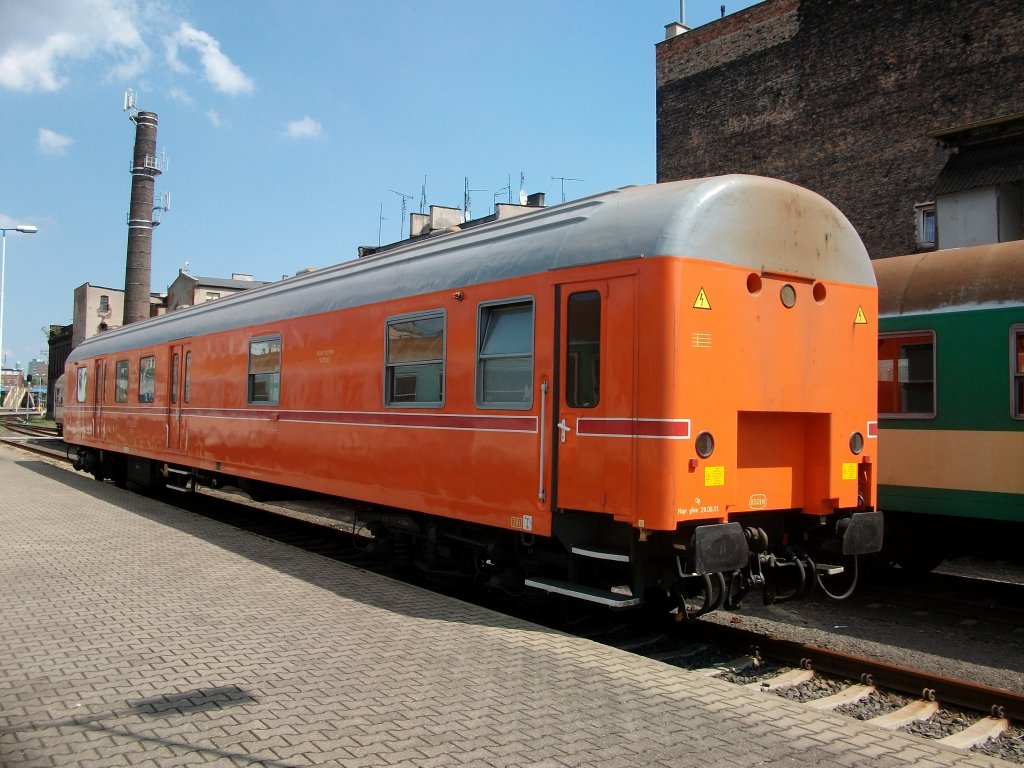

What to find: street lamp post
left=0, top=225, right=38, bottom=396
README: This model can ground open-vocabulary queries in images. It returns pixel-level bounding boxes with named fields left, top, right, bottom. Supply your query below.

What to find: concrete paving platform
left=0, top=444, right=1015, bottom=767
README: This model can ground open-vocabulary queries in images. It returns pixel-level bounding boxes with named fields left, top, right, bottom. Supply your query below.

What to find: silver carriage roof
left=69, top=174, right=872, bottom=362
left=875, top=240, right=1024, bottom=317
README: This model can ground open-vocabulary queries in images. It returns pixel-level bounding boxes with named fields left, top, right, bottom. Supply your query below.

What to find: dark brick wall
left=656, top=0, right=1024, bottom=258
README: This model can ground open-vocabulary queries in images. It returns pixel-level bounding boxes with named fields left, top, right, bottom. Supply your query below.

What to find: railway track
left=576, top=615, right=1024, bottom=761
left=0, top=419, right=60, bottom=438
left=3, top=436, right=1023, bottom=761
left=857, top=570, right=1024, bottom=628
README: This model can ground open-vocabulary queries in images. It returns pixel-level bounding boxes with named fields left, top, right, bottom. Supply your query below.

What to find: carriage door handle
left=557, top=418, right=572, bottom=444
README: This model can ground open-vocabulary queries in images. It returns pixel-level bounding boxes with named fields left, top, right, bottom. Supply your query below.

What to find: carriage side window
left=477, top=299, right=534, bottom=409
left=385, top=311, right=444, bottom=406
left=115, top=360, right=129, bottom=403
left=248, top=335, right=281, bottom=405
left=76, top=367, right=88, bottom=403
left=185, top=351, right=192, bottom=403
left=878, top=332, right=935, bottom=417
left=139, top=356, right=156, bottom=403
left=566, top=291, right=601, bottom=408
left=1013, top=327, right=1024, bottom=419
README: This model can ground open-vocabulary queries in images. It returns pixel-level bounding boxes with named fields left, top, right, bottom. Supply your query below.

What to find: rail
left=696, top=620, right=1024, bottom=721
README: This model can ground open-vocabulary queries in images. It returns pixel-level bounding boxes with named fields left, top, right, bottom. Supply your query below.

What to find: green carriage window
left=248, top=336, right=281, bottom=405
left=385, top=311, right=444, bottom=406
left=115, top=360, right=129, bottom=403
left=477, top=299, right=533, bottom=408
left=878, top=332, right=935, bottom=417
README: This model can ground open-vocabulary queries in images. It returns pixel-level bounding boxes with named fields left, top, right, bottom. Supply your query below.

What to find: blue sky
left=0, top=0, right=755, bottom=371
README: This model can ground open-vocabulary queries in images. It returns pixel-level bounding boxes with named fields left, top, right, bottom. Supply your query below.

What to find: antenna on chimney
left=123, top=89, right=139, bottom=122
left=153, top=191, right=171, bottom=226
left=419, top=175, right=427, bottom=214
left=391, top=189, right=412, bottom=240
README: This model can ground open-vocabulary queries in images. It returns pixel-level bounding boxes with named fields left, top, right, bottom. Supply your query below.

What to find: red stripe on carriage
left=186, top=408, right=537, bottom=433
left=577, top=418, right=691, bottom=439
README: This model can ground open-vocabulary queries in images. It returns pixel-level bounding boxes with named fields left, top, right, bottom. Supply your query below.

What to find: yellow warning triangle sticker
left=855, top=306, right=867, bottom=324
left=693, top=288, right=711, bottom=310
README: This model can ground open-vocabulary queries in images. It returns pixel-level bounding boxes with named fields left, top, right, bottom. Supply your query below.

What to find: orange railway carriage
left=65, top=175, right=882, bottom=612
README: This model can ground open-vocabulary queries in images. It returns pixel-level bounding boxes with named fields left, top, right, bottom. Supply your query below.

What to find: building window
left=115, top=360, right=129, bottom=403
left=99, top=295, right=109, bottom=312
left=138, top=356, right=156, bottom=402
left=477, top=299, right=534, bottom=408
left=248, top=336, right=281, bottom=405
left=878, top=332, right=935, bottom=417
left=385, top=311, right=444, bottom=406
left=915, top=202, right=936, bottom=248
left=205, top=291, right=221, bottom=301
left=566, top=291, right=601, bottom=408
left=76, top=367, right=88, bottom=403
left=1013, top=326, right=1024, bottom=419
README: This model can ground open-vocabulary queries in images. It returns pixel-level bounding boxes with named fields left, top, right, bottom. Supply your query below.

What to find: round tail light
left=695, top=431, right=715, bottom=458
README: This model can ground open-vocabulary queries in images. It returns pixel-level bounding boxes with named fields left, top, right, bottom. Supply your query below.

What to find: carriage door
left=167, top=343, right=190, bottom=451
left=555, top=276, right=636, bottom=515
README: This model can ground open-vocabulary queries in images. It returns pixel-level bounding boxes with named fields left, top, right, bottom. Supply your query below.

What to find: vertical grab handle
left=538, top=380, right=548, bottom=502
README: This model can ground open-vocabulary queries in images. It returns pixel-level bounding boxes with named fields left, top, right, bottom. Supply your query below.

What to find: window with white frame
left=915, top=202, right=936, bottom=247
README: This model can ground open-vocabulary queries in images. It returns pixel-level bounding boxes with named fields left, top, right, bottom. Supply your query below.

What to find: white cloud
left=165, top=22, right=253, bottom=95
left=168, top=85, right=194, bottom=106
left=285, top=116, right=324, bottom=140
left=206, top=109, right=222, bottom=128
left=0, top=0, right=150, bottom=91
left=39, top=128, right=74, bottom=155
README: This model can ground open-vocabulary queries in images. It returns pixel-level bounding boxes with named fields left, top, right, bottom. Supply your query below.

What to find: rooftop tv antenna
left=552, top=176, right=584, bottom=203
left=391, top=189, right=412, bottom=240
left=463, top=177, right=486, bottom=222
left=377, top=203, right=388, bottom=247
left=419, top=174, right=428, bottom=214
left=493, top=175, right=511, bottom=211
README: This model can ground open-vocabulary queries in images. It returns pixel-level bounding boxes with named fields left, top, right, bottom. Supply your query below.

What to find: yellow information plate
left=704, top=466, right=725, bottom=486
left=841, top=462, right=858, bottom=481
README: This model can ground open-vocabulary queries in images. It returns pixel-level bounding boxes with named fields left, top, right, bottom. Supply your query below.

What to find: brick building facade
left=656, top=0, right=1024, bottom=258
